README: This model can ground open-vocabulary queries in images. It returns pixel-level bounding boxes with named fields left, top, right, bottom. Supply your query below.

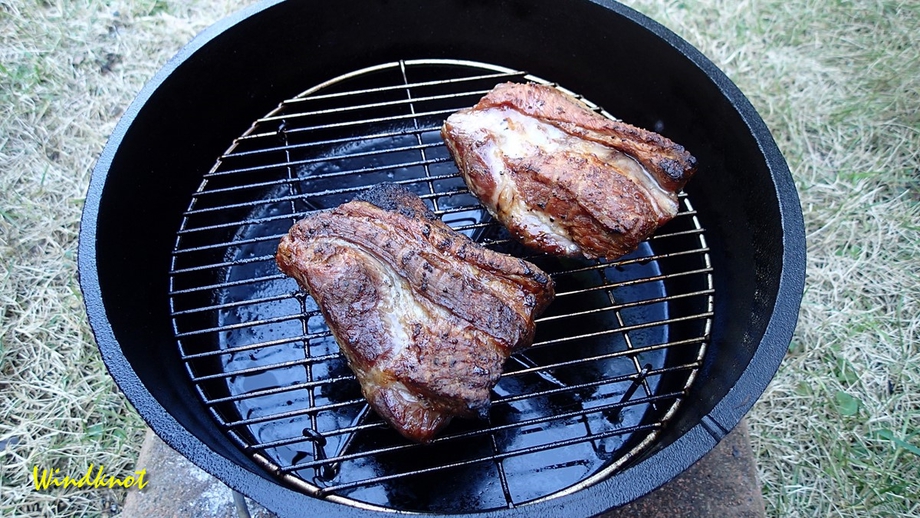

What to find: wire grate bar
left=190, top=356, right=340, bottom=383
left=220, top=125, right=443, bottom=161
left=505, top=338, right=708, bottom=379
left=224, top=397, right=368, bottom=429
left=172, top=213, right=701, bottom=260
left=479, top=212, right=704, bottom=250
left=174, top=313, right=304, bottom=339
left=531, top=312, right=713, bottom=348
left=175, top=188, right=693, bottom=255
left=170, top=253, right=273, bottom=275
left=179, top=334, right=316, bottom=360
left=246, top=419, right=383, bottom=451
left=495, top=366, right=696, bottom=405
left=285, top=70, right=523, bottom=104
left=177, top=210, right=305, bottom=236
left=239, top=107, right=460, bottom=142
left=183, top=333, right=334, bottom=367
left=168, top=273, right=288, bottom=296
left=177, top=192, right=480, bottom=238
left=258, top=89, right=493, bottom=124
left=551, top=267, right=712, bottom=298
left=175, top=298, right=708, bottom=345
left=433, top=203, right=486, bottom=217
left=538, top=289, right=713, bottom=324
left=646, top=227, right=705, bottom=241
left=169, top=240, right=707, bottom=283
left=171, top=292, right=294, bottom=317
left=204, top=375, right=356, bottom=406
left=182, top=166, right=455, bottom=216
left=172, top=232, right=285, bottom=255
left=203, top=141, right=447, bottom=182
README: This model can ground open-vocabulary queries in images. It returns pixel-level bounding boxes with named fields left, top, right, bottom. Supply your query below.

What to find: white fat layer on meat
left=377, top=268, right=419, bottom=358
left=319, top=237, right=462, bottom=361
left=602, top=151, right=679, bottom=219
left=451, top=107, right=678, bottom=222
left=450, top=110, right=581, bottom=254
left=486, top=137, right=581, bottom=255
left=382, top=379, right=421, bottom=405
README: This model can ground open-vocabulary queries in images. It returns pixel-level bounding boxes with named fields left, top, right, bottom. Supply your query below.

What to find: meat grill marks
left=441, top=82, right=698, bottom=260
left=276, top=184, right=555, bottom=443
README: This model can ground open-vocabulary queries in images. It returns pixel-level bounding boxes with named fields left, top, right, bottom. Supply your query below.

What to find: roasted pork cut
left=441, top=82, right=698, bottom=260
left=275, top=184, right=554, bottom=442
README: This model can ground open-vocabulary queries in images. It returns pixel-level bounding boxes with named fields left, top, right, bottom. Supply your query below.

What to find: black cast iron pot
left=79, top=0, right=805, bottom=516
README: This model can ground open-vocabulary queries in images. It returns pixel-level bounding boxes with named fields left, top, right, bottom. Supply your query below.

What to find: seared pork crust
left=441, top=82, right=698, bottom=260
left=275, top=184, right=554, bottom=442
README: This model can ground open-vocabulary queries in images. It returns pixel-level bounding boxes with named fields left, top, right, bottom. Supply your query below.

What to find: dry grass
left=1, top=0, right=918, bottom=516
left=623, top=0, right=920, bottom=515
left=0, top=1, right=248, bottom=516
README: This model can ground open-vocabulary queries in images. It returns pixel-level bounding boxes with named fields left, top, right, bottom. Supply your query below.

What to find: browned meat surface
left=276, top=184, right=554, bottom=442
left=441, top=82, right=698, bottom=260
